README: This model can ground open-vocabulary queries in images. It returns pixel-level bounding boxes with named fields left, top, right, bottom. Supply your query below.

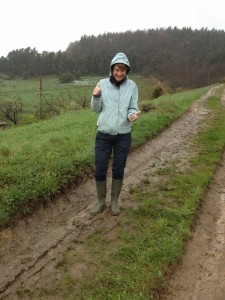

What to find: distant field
left=0, top=75, right=100, bottom=114
left=0, top=75, right=166, bottom=116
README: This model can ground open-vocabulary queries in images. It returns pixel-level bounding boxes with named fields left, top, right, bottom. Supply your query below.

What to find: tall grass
left=0, top=86, right=210, bottom=225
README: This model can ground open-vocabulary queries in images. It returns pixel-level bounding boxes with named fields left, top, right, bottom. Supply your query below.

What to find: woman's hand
left=93, top=83, right=101, bottom=97
left=128, top=111, right=141, bottom=122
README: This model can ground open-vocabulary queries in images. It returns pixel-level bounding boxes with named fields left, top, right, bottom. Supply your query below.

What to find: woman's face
left=113, top=65, right=127, bottom=81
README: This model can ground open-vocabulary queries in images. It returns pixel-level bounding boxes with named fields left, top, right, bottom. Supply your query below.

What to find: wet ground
left=0, top=87, right=225, bottom=299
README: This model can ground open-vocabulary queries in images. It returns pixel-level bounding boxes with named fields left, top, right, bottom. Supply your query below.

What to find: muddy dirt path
left=0, top=86, right=222, bottom=299
left=165, top=89, right=225, bottom=300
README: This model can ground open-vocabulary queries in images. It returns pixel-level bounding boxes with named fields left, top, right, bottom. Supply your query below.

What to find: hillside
left=1, top=28, right=225, bottom=88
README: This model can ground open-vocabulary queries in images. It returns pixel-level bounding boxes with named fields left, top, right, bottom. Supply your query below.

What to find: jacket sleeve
left=127, top=82, right=139, bottom=117
left=91, top=94, right=102, bottom=112
left=90, top=80, right=103, bottom=112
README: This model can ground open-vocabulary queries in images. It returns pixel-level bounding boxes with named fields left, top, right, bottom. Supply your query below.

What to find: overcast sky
left=1, top=0, right=225, bottom=57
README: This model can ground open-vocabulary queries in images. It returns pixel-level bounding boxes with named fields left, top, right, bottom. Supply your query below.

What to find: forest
left=0, top=27, right=225, bottom=88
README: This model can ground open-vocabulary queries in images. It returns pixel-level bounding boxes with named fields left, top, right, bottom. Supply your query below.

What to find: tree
left=0, top=96, right=23, bottom=125
left=1, top=28, right=225, bottom=88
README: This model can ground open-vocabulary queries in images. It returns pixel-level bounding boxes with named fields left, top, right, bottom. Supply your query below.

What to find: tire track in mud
left=165, top=88, right=225, bottom=300
left=0, top=87, right=218, bottom=299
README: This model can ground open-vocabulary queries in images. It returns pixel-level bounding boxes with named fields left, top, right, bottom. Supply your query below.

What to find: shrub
left=59, top=73, right=74, bottom=83
left=152, top=86, right=163, bottom=99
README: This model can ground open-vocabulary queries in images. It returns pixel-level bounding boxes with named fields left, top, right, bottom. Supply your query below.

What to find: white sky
left=1, top=0, right=225, bottom=57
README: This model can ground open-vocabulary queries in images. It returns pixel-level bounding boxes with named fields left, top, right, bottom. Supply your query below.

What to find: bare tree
left=0, top=96, right=23, bottom=125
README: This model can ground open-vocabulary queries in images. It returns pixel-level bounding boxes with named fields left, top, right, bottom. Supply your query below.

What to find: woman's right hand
left=93, top=83, right=101, bottom=96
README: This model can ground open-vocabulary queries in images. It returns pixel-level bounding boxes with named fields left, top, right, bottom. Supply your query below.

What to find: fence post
left=39, top=74, right=43, bottom=119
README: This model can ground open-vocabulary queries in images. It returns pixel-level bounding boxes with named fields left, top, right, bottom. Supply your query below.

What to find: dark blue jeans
left=95, top=132, right=131, bottom=181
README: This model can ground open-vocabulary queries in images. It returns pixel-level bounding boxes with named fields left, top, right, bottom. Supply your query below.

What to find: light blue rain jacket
left=91, top=52, right=139, bottom=135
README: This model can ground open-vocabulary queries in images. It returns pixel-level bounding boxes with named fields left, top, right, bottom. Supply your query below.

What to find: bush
left=152, top=86, right=163, bottom=99
left=20, top=114, right=39, bottom=125
left=139, top=102, right=156, bottom=112
left=59, top=73, right=74, bottom=83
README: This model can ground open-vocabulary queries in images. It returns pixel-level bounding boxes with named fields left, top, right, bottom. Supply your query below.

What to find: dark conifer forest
left=1, top=27, right=225, bottom=88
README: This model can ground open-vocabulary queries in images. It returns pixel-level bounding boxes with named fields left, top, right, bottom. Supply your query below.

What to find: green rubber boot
left=111, top=179, right=123, bottom=216
left=91, top=180, right=107, bottom=215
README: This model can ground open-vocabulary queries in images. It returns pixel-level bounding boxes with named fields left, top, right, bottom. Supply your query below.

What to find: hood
left=110, top=52, right=130, bottom=74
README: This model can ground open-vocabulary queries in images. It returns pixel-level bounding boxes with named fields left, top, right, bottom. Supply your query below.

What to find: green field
left=0, top=75, right=163, bottom=119
left=0, top=75, right=99, bottom=114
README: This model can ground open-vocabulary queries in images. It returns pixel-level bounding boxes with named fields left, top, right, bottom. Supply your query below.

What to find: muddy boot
left=91, top=180, right=107, bottom=215
left=111, top=179, right=123, bottom=216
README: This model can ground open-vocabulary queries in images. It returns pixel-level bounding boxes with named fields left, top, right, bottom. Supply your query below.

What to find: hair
left=112, top=63, right=129, bottom=73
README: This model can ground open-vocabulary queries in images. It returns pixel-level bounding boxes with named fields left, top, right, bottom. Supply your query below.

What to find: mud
left=0, top=86, right=224, bottom=299
left=165, top=88, right=225, bottom=300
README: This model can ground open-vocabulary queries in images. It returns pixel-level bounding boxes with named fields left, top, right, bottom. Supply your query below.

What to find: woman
left=91, top=52, right=141, bottom=216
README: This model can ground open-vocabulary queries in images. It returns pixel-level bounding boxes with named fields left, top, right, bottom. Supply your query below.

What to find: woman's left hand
left=128, top=111, right=141, bottom=122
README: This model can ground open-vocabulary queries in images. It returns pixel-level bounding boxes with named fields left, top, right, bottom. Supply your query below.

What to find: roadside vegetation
left=17, top=86, right=225, bottom=299
left=0, top=84, right=210, bottom=226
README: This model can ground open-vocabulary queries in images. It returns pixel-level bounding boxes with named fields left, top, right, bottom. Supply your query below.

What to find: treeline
left=1, top=27, right=225, bottom=88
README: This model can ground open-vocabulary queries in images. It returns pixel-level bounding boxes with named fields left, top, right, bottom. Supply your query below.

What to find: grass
left=0, top=75, right=98, bottom=115
left=0, top=75, right=158, bottom=117
left=30, top=91, right=225, bottom=300
left=0, top=75, right=169, bottom=120
left=0, top=85, right=211, bottom=225
left=0, top=110, right=97, bottom=223
left=132, top=86, right=210, bottom=147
